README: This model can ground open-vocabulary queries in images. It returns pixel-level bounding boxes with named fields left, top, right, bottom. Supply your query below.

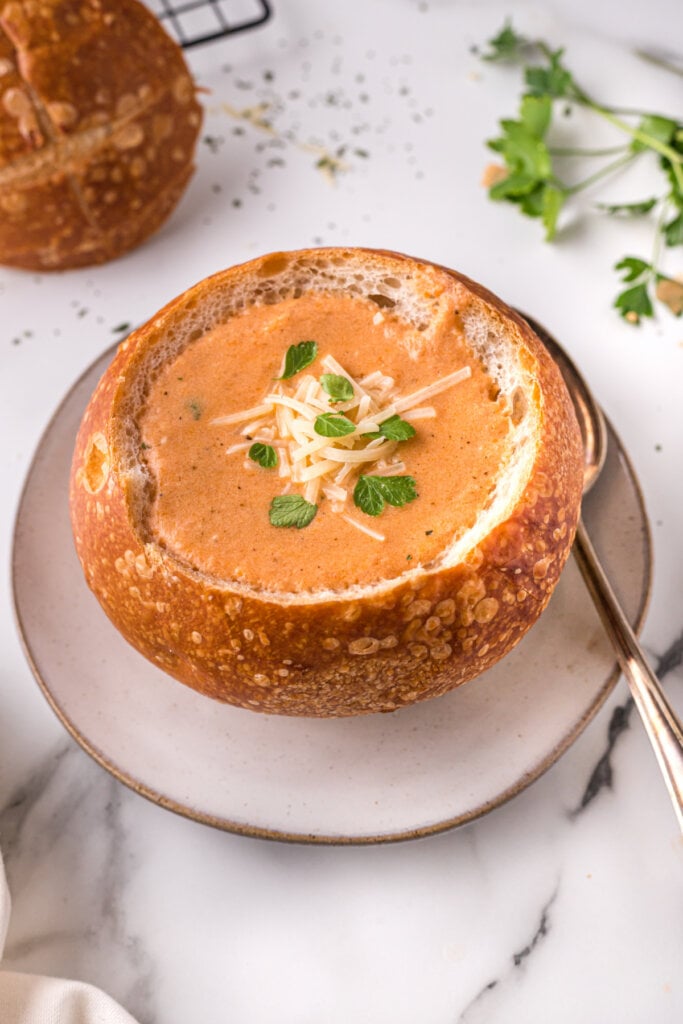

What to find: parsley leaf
left=276, top=340, right=318, bottom=379
left=614, top=257, right=655, bottom=322
left=249, top=442, right=278, bottom=468
left=596, top=198, right=658, bottom=216
left=364, top=414, right=416, bottom=441
left=487, top=90, right=562, bottom=231
left=269, top=494, right=318, bottom=528
left=631, top=115, right=677, bottom=151
left=524, top=49, right=577, bottom=100
left=353, top=475, right=418, bottom=517
left=615, top=256, right=651, bottom=282
left=614, top=283, right=654, bottom=321
left=314, top=412, right=356, bottom=437
left=480, top=21, right=529, bottom=63
left=480, top=20, right=683, bottom=324
left=542, top=184, right=565, bottom=240
left=664, top=212, right=683, bottom=247
left=520, top=94, right=552, bottom=139
left=320, top=373, right=354, bottom=402
left=489, top=119, right=552, bottom=180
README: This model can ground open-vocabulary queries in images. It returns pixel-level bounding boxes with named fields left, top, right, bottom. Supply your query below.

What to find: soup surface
left=139, top=293, right=512, bottom=592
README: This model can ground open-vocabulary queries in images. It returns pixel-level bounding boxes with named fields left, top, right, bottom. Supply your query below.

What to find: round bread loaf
left=70, top=248, right=584, bottom=717
left=0, top=0, right=201, bottom=270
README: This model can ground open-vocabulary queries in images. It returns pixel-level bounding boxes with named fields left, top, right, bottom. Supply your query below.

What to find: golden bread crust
left=69, top=249, right=584, bottom=717
left=0, top=0, right=201, bottom=270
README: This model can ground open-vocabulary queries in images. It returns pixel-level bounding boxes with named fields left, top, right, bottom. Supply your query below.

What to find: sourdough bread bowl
left=70, top=248, right=584, bottom=717
left=0, top=0, right=201, bottom=270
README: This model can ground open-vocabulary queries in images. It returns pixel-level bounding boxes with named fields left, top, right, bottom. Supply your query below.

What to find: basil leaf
left=269, top=495, right=318, bottom=528
left=320, top=373, right=354, bottom=402
left=276, top=341, right=318, bottom=380
left=249, top=443, right=278, bottom=468
left=314, top=413, right=356, bottom=437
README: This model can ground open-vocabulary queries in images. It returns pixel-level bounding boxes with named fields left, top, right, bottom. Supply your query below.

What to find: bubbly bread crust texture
left=0, top=0, right=202, bottom=271
left=70, top=248, right=584, bottom=717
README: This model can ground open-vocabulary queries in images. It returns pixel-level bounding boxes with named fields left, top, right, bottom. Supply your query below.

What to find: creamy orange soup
left=139, top=294, right=512, bottom=592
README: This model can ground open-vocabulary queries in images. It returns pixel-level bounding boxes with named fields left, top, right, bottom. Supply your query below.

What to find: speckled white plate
left=12, top=345, right=651, bottom=844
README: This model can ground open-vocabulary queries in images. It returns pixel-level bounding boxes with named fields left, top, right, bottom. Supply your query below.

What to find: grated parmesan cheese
left=213, top=354, right=471, bottom=538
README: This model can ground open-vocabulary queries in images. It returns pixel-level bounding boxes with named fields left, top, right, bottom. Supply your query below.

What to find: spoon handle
left=574, top=518, right=683, bottom=831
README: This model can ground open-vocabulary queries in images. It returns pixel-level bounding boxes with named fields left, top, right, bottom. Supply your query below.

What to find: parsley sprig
left=275, top=340, right=318, bottom=379
left=320, top=373, right=354, bottom=402
left=314, top=412, right=356, bottom=437
left=249, top=442, right=278, bottom=468
left=364, top=414, right=416, bottom=442
left=269, top=494, right=318, bottom=529
left=353, top=475, right=418, bottom=517
left=480, top=22, right=683, bottom=323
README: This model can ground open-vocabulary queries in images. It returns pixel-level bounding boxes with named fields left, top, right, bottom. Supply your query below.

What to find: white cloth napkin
left=0, top=849, right=140, bottom=1024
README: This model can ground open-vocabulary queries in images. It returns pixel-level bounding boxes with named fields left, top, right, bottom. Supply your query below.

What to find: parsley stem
left=604, top=106, right=669, bottom=117
left=651, top=202, right=668, bottom=278
left=634, top=49, right=683, bottom=79
left=586, top=102, right=683, bottom=192
left=550, top=144, right=630, bottom=158
left=564, top=151, right=638, bottom=195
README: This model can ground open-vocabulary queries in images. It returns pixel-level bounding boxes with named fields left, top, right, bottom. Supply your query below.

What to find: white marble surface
left=1, top=0, right=682, bottom=1021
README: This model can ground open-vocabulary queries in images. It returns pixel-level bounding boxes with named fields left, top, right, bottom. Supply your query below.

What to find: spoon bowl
left=519, top=313, right=607, bottom=495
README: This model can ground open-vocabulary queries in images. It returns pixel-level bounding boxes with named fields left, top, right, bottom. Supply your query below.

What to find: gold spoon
left=521, top=313, right=683, bottom=831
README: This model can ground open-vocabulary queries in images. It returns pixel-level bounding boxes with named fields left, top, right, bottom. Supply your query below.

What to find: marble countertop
left=1, top=0, right=682, bottom=1021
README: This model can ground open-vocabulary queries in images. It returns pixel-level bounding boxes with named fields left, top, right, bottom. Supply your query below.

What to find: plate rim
left=11, top=343, right=653, bottom=845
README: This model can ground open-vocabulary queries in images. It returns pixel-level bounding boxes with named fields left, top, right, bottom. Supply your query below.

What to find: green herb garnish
left=314, top=412, right=356, bottom=437
left=353, top=475, right=418, bottom=517
left=269, top=494, right=318, bottom=528
left=595, top=198, right=658, bottom=217
left=188, top=400, right=202, bottom=420
left=364, top=414, right=416, bottom=442
left=480, top=21, right=683, bottom=323
left=320, top=373, right=354, bottom=402
left=249, top=442, right=278, bottom=468
left=276, top=340, right=318, bottom=379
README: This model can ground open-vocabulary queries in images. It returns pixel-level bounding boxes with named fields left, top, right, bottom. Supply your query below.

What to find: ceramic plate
left=12, top=346, right=651, bottom=844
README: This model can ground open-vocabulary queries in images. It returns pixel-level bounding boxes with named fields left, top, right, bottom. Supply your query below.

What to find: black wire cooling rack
left=148, top=0, right=272, bottom=48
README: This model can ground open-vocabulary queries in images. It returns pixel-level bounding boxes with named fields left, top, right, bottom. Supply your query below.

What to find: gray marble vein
left=1, top=741, right=158, bottom=1024
left=570, top=626, right=683, bottom=817
left=0, top=740, right=72, bottom=863
left=455, top=886, right=559, bottom=1023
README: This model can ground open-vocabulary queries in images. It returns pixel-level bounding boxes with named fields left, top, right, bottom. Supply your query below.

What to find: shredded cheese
left=214, top=354, right=471, bottom=538
left=393, top=366, right=472, bottom=413
left=341, top=514, right=386, bottom=542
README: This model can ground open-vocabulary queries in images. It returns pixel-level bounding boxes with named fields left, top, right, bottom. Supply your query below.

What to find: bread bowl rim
left=91, top=246, right=562, bottom=606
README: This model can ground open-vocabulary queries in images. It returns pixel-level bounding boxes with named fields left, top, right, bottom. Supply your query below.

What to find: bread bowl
left=70, top=247, right=584, bottom=717
left=0, top=0, right=201, bottom=271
